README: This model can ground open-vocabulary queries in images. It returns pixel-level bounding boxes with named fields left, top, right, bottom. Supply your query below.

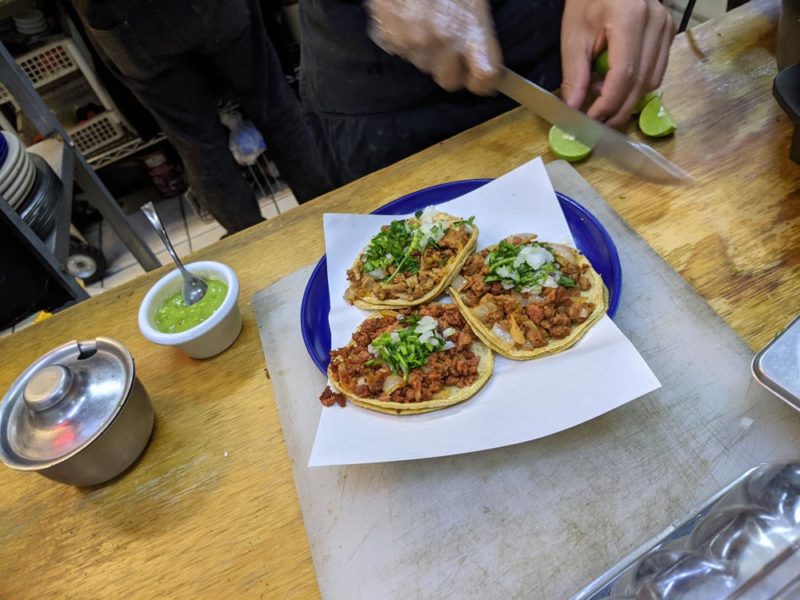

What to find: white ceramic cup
left=138, top=261, right=242, bottom=359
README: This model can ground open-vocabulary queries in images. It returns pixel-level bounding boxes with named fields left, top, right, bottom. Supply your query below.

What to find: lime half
left=594, top=50, right=609, bottom=76
left=639, top=96, right=676, bottom=138
left=548, top=125, right=592, bottom=162
left=633, top=90, right=662, bottom=115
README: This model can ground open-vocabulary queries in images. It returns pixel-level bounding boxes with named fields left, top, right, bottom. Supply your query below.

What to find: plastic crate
left=67, top=111, right=125, bottom=157
left=0, top=38, right=80, bottom=104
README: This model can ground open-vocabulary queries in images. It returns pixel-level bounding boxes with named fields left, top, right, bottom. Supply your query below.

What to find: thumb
left=560, top=37, right=592, bottom=109
left=464, top=31, right=502, bottom=95
left=463, top=2, right=502, bottom=96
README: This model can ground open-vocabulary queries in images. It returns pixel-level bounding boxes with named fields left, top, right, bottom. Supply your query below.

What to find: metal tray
left=752, top=315, right=800, bottom=411
left=574, top=463, right=800, bottom=599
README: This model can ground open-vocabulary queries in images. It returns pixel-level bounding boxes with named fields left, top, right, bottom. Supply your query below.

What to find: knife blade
left=496, top=66, right=692, bottom=185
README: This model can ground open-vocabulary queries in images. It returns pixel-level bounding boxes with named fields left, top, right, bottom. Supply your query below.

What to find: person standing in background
left=300, top=0, right=674, bottom=186
left=74, top=0, right=334, bottom=234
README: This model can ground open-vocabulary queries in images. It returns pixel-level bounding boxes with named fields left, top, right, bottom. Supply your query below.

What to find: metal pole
left=0, top=195, right=88, bottom=301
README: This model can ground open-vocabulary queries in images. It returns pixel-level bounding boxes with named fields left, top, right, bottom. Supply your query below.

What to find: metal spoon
left=140, top=201, right=208, bottom=306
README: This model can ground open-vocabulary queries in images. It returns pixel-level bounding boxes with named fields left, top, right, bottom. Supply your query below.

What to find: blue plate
left=0, top=133, right=8, bottom=170
left=301, top=180, right=622, bottom=374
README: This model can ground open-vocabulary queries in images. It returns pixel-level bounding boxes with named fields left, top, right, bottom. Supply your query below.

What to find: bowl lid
left=0, top=337, right=135, bottom=470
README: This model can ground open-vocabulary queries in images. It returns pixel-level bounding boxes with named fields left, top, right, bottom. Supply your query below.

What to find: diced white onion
left=496, top=266, right=515, bottom=280
left=514, top=245, right=554, bottom=270
left=420, top=222, right=446, bottom=243
left=542, top=276, right=558, bottom=288
left=367, top=268, right=386, bottom=280
left=451, top=275, right=466, bottom=291
left=473, top=302, right=496, bottom=320
left=367, top=343, right=378, bottom=356
left=520, top=285, right=542, bottom=296
left=442, top=327, right=456, bottom=338
left=418, top=330, right=435, bottom=344
left=511, top=291, right=528, bottom=308
left=390, top=331, right=400, bottom=343
left=415, top=316, right=438, bottom=332
left=382, top=374, right=404, bottom=395
left=491, top=323, right=515, bottom=346
left=551, top=245, right=577, bottom=264
left=502, top=281, right=515, bottom=290
left=443, top=341, right=455, bottom=350
left=418, top=205, right=440, bottom=225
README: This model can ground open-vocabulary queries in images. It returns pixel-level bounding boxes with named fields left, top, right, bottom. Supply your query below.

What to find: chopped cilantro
left=361, top=212, right=474, bottom=283
left=362, top=219, right=415, bottom=277
left=364, top=315, right=447, bottom=380
left=484, top=240, right=574, bottom=292
left=558, top=275, right=577, bottom=288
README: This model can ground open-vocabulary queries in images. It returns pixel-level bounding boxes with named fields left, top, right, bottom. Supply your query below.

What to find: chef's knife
left=496, top=66, right=692, bottom=185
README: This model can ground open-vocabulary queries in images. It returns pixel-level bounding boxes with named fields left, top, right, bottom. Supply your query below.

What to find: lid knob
left=23, top=365, right=73, bottom=412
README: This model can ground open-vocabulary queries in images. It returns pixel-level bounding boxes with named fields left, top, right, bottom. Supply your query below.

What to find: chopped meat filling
left=458, top=245, right=596, bottom=349
left=319, top=386, right=346, bottom=407
left=327, top=305, right=481, bottom=405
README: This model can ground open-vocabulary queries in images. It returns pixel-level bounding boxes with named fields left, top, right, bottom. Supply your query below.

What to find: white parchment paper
left=308, top=158, right=660, bottom=467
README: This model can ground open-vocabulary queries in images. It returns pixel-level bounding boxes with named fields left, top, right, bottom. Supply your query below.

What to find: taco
left=344, top=207, right=478, bottom=309
left=450, top=234, right=607, bottom=359
left=320, top=303, right=493, bottom=415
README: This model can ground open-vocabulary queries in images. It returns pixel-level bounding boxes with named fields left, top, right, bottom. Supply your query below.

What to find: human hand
left=366, top=0, right=502, bottom=95
left=560, top=0, right=675, bottom=127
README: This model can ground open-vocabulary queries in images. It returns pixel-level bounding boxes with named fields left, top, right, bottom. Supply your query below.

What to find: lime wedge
left=548, top=125, right=592, bottom=162
left=638, top=96, right=676, bottom=138
left=594, top=50, right=609, bottom=76
left=633, top=90, right=662, bottom=115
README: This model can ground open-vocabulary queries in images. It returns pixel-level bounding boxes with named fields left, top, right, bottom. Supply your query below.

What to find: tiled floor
left=82, top=185, right=298, bottom=296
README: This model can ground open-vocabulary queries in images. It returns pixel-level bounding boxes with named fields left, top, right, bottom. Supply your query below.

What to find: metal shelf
left=0, top=40, right=159, bottom=312
left=87, top=132, right=167, bottom=169
left=0, top=38, right=80, bottom=105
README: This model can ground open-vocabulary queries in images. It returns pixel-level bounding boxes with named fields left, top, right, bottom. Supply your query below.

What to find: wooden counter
left=0, top=0, right=791, bottom=597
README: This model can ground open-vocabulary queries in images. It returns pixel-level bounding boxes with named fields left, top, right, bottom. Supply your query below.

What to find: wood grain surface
left=0, top=0, right=788, bottom=597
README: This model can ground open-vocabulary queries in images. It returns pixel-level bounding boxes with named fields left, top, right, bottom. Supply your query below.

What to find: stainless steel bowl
left=0, top=337, right=154, bottom=486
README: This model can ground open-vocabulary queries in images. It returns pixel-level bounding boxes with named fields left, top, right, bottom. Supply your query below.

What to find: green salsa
left=154, top=279, right=228, bottom=333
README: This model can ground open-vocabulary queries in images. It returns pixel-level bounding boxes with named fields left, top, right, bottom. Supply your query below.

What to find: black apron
left=300, top=0, right=565, bottom=184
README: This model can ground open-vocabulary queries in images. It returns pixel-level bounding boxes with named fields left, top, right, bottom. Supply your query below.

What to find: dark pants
left=77, top=0, right=334, bottom=233
left=300, top=0, right=565, bottom=187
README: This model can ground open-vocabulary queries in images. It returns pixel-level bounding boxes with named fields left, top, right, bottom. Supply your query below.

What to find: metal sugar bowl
left=0, top=337, right=154, bottom=486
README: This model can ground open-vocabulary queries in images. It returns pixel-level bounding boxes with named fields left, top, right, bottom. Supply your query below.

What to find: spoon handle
left=140, top=202, right=188, bottom=274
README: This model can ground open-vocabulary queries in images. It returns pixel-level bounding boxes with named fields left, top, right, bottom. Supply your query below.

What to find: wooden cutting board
left=253, top=161, right=800, bottom=599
